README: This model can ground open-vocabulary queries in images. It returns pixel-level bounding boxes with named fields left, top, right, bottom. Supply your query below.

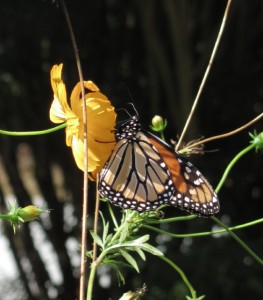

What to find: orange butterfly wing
left=148, top=133, right=219, bottom=216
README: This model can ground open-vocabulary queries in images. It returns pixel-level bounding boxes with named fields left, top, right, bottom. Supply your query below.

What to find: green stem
left=213, top=142, right=263, bottom=266
left=0, top=213, right=17, bottom=222
left=86, top=261, right=98, bottom=300
left=216, top=143, right=255, bottom=193
left=160, top=130, right=166, bottom=142
left=86, top=210, right=136, bottom=299
left=159, top=256, right=197, bottom=299
left=211, top=216, right=263, bottom=266
left=0, top=214, right=10, bottom=219
left=147, top=214, right=197, bottom=224
left=0, top=123, right=66, bottom=136
left=107, top=210, right=137, bottom=247
left=142, top=217, right=263, bottom=238
left=107, top=201, right=119, bottom=228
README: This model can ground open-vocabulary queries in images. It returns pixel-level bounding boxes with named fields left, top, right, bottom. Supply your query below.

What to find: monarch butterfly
left=99, top=114, right=219, bottom=216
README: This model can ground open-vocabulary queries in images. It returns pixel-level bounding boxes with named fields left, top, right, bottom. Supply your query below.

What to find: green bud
left=249, top=130, right=263, bottom=152
left=3, top=203, right=49, bottom=233
left=150, top=115, right=167, bottom=132
left=17, top=205, right=43, bottom=222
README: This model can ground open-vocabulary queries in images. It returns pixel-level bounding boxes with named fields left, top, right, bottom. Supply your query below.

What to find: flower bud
left=150, top=115, right=167, bottom=132
left=17, top=205, right=43, bottom=222
left=249, top=130, right=263, bottom=152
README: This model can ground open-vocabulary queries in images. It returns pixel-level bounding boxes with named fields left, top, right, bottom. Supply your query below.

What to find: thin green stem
left=142, top=217, right=263, bottom=238
left=160, top=130, right=166, bottom=142
left=211, top=216, right=263, bottom=266
left=92, top=179, right=100, bottom=262
left=159, top=256, right=197, bottom=299
left=107, top=201, right=119, bottom=228
left=0, top=123, right=66, bottom=136
left=211, top=142, right=263, bottom=265
left=0, top=214, right=12, bottom=220
left=216, top=143, right=255, bottom=193
left=148, top=214, right=197, bottom=224
left=107, top=211, right=137, bottom=247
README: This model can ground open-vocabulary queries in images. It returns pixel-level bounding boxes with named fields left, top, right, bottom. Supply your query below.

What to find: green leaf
left=134, top=246, right=146, bottom=261
left=130, top=234, right=150, bottom=245
left=86, top=250, right=93, bottom=259
left=104, top=233, right=113, bottom=246
left=102, top=221, right=109, bottom=244
left=106, top=235, right=149, bottom=252
left=90, top=231, right=103, bottom=248
left=121, top=235, right=150, bottom=247
left=120, top=249, right=140, bottom=273
left=141, top=243, right=164, bottom=256
left=106, top=261, right=126, bottom=285
left=102, top=258, right=126, bottom=268
left=99, top=210, right=106, bottom=229
left=115, top=268, right=126, bottom=285
left=119, top=222, right=129, bottom=243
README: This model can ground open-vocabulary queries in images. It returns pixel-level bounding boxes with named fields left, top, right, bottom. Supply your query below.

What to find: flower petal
left=70, top=96, right=116, bottom=177
left=50, top=64, right=71, bottom=123
left=69, top=81, right=116, bottom=175
left=50, top=96, right=67, bottom=123
left=87, top=96, right=116, bottom=143
left=65, top=115, right=80, bottom=146
left=70, top=81, right=100, bottom=114
left=71, top=134, right=102, bottom=172
left=86, top=99, right=116, bottom=175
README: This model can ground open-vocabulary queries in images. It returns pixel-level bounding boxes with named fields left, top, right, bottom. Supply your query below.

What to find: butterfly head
left=116, top=115, right=141, bottom=141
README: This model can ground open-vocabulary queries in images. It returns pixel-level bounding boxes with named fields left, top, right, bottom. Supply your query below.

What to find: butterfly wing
left=99, top=115, right=219, bottom=216
left=99, top=131, right=175, bottom=211
left=146, top=131, right=220, bottom=216
left=169, top=155, right=219, bottom=216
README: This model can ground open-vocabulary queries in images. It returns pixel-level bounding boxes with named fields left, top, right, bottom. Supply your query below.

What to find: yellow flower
left=49, top=64, right=116, bottom=179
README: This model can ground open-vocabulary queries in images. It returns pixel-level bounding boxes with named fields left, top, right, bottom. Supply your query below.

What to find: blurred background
left=0, top=0, right=262, bottom=299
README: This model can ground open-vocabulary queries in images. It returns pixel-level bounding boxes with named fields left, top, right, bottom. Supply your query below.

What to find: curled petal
left=84, top=81, right=100, bottom=92
left=50, top=64, right=63, bottom=97
left=71, top=81, right=100, bottom=114
left=50, top=64, right=70, bottom=123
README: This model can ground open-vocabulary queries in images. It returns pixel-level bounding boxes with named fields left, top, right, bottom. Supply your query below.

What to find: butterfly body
left=99, top=115, right=219, bottom=216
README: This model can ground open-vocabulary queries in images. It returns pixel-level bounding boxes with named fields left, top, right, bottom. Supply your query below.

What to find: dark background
left=0, top=0, right=262, bottom=299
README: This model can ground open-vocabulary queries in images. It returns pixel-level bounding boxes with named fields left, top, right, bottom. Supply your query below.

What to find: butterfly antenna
left=127, top=102, right=139, bottom=116
left=118, top=83, right=139, bottom=116
left=116, top=107, right=132, bottom=118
